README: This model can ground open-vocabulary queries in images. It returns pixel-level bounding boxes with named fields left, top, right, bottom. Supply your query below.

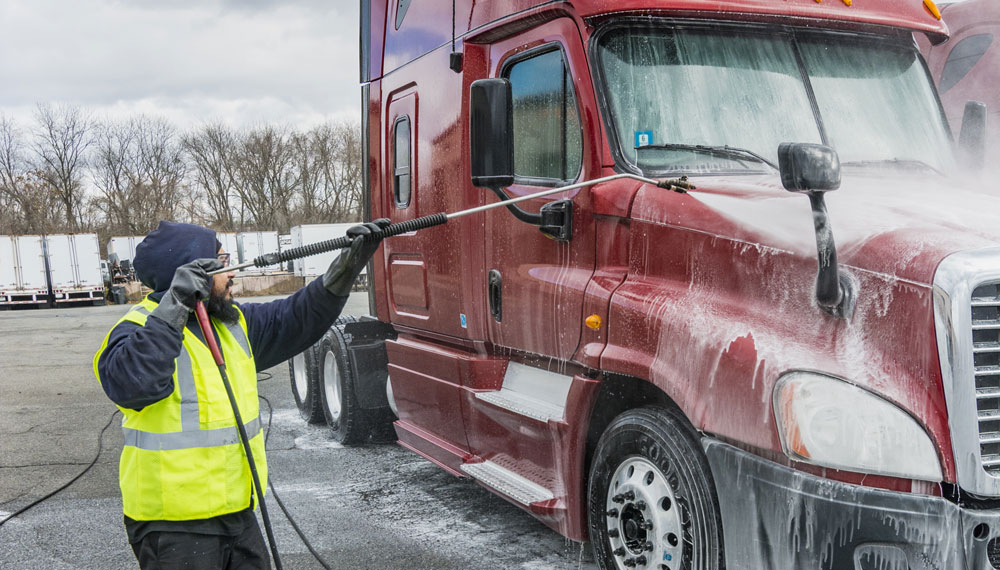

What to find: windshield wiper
left=636, top=143, right=778, bottom=170
left=841, top=158, right=942, bottom=175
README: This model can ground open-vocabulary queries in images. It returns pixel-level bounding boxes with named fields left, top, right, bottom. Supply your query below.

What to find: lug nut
left=613, top=547, right=626, bottom=557
left=609, top=528, right=620, bottom=538
left=636, top=500, right=647, bottom=511
left=623, top=558, right=637, bottom=567
left=613, top=493, right=625, bottom=503
left=624, top=491, right=635, bottom=501
left=607, top=508, right=619, bottom=517
left=641, top=520, right=653, bottom=530
left=643, top=541, right=654, bottom=551
left=636, top=555, right=647, bottom=565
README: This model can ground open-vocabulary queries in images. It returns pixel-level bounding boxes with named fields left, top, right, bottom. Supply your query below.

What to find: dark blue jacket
left=97, top=221, right=347, bottom=410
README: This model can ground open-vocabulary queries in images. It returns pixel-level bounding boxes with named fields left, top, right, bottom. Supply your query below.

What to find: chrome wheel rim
left=292, top=352, right=308, bottom=400
left=606, top=457, right=683, bottom=570
left=322, top=349, right=342, bottom=422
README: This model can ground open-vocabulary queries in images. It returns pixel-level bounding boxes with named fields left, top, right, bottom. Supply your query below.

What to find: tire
left=318, top=325, right=367, bottom=444
left=289, top=344, right=324, bottom=424
left=588, top=407, right=724, bottom=570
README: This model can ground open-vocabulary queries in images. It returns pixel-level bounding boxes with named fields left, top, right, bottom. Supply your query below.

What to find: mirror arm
left=486, top=185, right=543, bottom=225
left=807, top=192, right=856, bottom=318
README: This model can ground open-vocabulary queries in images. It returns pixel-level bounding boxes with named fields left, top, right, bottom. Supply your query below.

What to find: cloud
left=0, top=0, right=361, bottom=130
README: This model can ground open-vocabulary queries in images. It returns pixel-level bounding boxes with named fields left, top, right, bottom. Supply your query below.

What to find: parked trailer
left=0, top=235, right=49, bottom=308
left=237, top=231, right=281, bottom=273
left=106, top=236, right=143, bottom=264
left=45, top=234, right=105, bottom=305
left=218, top=232, right=239, bottom=263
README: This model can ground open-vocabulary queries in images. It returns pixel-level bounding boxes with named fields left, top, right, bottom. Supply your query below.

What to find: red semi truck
left=288, top=1, right=1000, bottom=567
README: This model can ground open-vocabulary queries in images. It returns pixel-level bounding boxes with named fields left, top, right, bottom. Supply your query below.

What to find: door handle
left=488, top=269, right=502, bottom=323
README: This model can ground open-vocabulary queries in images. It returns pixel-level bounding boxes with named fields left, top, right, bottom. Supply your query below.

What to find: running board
left=460, top=460, right=554, bottom=507
left=476, top=390, right=564, bottom=422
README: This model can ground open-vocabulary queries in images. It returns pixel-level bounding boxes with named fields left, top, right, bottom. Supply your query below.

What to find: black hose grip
left=255, top=213, right=449, bottom=268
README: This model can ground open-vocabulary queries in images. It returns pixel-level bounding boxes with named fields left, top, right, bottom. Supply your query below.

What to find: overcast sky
left=0, top=0, right=361, bottom=131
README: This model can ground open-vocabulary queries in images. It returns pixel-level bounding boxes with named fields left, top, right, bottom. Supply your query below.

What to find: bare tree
left=229, top=124, right=297, bottom=230
left=92, top=116, right=186, bottom=235
left=291, top=121, right=364, bottom=225
left=0, top=115, right=62, bottom=234
left=183, top=123, right=239, bottom=230
left=33, top=104, right=92, bottom=231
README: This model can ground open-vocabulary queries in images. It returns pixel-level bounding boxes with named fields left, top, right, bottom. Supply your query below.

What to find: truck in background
left=919, top=0, right=1000, bottom=166
left=291, top=1, right=1000, bottom=568
left=45, top=234, right=105, bottom=306
left=0, top=235, right=50, bottom=308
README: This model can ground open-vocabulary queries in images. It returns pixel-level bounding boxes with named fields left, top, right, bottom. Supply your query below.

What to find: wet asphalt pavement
left=0, top=292, right=598, bottom=570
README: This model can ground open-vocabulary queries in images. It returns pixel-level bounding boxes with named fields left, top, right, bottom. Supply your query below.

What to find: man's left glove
left=324, top=219, right=391, bottom=296
left=151, top=258, right=225, bottom=332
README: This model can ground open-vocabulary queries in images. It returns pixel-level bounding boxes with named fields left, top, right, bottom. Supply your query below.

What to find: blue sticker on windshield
left=635, top=131, right=653, bottom=148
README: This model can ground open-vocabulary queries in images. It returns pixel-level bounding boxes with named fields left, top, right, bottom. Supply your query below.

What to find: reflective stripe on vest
left=123, top=416, right=261, bottom=451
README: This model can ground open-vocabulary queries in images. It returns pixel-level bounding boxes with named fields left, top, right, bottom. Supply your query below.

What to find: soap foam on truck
left=283, top=2, right=1000, bottom=569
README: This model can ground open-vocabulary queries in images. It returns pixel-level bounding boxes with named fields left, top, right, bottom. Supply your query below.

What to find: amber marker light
left=841, top=0, right=852, bottom=6
left=923, top=0, right=942, bottom=20
left=585, top=314, right=603, bottom=330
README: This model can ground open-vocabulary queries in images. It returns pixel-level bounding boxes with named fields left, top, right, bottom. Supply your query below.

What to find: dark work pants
left=130, top=518, right=271, bottom=570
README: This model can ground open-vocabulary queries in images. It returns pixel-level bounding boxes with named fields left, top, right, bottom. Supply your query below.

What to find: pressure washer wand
left=208, top=173, right=694, bottom=277
left=194, top=301, right=283, bottom=570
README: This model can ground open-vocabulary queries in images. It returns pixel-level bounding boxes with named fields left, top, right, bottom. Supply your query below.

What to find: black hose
left=0, top=410, right=119, bottom=529
left=259, top=395, right=333, bottom=570
left=215, top=360, right=283, bottom=570
left=252, top=213, right=448, bottom=269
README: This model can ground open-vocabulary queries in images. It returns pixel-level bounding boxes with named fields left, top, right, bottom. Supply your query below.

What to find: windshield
left=596, top=25, right=954, bottom=174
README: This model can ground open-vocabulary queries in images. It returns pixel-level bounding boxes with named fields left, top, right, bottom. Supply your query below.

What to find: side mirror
left=470, top=78, right=514, bottom=189
left=777, top=143, right=841, bottom=193
left=778, top=142, right=855, bottom=319
left=959, top=100, right=987, bottom=170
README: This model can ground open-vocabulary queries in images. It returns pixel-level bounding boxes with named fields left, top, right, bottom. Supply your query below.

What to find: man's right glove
left=324, top=219, right=391, bottom=297
left=150, top=258, right=225, bottom=331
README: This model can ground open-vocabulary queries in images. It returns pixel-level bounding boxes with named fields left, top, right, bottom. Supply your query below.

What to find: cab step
left=460, top=459, right=555, bottom=507
left=473, top=362, right=573, bottom=423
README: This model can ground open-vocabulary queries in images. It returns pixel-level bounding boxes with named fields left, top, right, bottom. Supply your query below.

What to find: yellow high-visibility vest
left=93, top=296, right=267, bottom=521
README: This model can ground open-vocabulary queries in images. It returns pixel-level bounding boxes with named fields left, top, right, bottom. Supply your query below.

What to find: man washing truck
left=93, top=219, right=387, bottom=569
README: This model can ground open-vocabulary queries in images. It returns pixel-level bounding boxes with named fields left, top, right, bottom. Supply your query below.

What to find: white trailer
left=290, top=223, right=359, bottom=277
left=218, top=232, right=239, bottom=262
left=46, top=234, right=105, bottom=305
left=106, top=236, right=143, bottom=264
left=237, top=231, right=280, bottom=273
left=0, top=235, right=49, bottom=308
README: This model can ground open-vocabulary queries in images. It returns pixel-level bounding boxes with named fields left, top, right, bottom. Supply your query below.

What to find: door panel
left=484, top=18, right=598, bottom=362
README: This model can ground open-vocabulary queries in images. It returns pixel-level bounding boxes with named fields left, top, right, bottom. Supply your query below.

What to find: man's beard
left=207, top=279, right=240, bottom=324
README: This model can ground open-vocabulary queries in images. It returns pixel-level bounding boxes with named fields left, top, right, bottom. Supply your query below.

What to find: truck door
left=483, top=19, right=598, bottom=362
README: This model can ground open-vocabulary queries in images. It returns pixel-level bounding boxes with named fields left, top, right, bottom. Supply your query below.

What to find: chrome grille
left=973, top=282, right=1000, bottom=474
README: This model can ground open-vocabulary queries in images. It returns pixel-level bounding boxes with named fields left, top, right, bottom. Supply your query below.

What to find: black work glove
left=324, top=219, right=391, bottom=296
left=150, top=258, right=225, bottom=331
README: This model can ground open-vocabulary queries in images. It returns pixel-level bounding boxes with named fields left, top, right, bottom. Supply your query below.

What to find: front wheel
left=588, top=407, right=724, bottom=570
left=318, top=326, right=366, bottom=444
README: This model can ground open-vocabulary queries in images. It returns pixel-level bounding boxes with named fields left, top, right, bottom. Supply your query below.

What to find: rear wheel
left=319, top=325, right=366, bottom=444
left=289, top=345, right=323, bottom=423
left=588, top=407, right=724, bottom=570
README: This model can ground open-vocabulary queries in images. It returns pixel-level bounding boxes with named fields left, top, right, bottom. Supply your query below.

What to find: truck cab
left=339, top=1, right=1000, bottom=567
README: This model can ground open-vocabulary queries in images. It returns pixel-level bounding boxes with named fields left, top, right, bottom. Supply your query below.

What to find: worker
left=93, top=219, right=389, bottom=570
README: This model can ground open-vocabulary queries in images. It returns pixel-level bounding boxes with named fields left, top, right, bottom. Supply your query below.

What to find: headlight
left=773, top=371, right=942, bottom=481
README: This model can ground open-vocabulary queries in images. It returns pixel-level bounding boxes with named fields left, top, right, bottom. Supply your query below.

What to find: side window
left=940, top=34, right=994, bottom=93
left=393, top=116, right=411, bottom=207
left=504, top=47, right=583, bottom=184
